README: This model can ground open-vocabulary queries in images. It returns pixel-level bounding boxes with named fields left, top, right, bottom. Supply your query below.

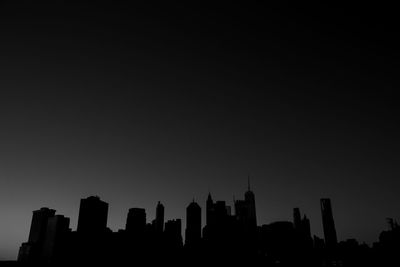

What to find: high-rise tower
left=244, top=176, right=257, bottom=229
left=77, top=196, right=108, bottom=234
left=206, top=193, right=215, bottom=226
left=41, top=215, right=70, bottom=263
left=320, top=198, right=338, bottom=249
left=18, top=207, right=56, bottom=262
left=185, top=200, right=202, bottom=247
left=293, top=208, right=302, bottom=230
left=164, top=219, right=183, bottom=248
left=28, top=208, right=56, bottom=244
left=126, top=208, right=146, bottom=233
left=293, top=208, right=313, bottom=249
left=155, top=201, right=164, bottom=234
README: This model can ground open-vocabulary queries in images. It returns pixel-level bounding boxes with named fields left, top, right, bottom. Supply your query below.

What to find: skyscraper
left=18, top=207, right=56, bottom=262
left=293, top=208, right=302, bottom=230
left=126, top=208, right=146, bottom=233
left=214, top=201, right=229, bottom=223
left=320, top=198, right=338, bottom=249
left=28, top=208, right=56, bottom=244
left=77, top=196, right=108, bottom=234
left=244, top=177, right=257, bottom=229
left=234, top=199, right=248, bottom=227
left=206, top=192, right=215, bottom=226
left=293, top=208, right=313, bottom=249
left=41, top=215, right=70, bottom=263
left=164, top=219, right=183, bottom=249
left=185, top=200, right=201, bottom=247
left=234, top=177, right=257, bottom=235
left=155, top=201, right=164, bottom=234
left=302, top=215, right=312, bottom=244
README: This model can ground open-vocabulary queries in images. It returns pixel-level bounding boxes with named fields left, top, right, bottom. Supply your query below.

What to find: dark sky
left=0, top=1, right=399, bottom=260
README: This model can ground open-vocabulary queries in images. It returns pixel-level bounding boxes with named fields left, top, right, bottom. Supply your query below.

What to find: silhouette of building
left=164, top=219, right=183, bottom=249
left=313, top=235, right=325, bottom=265
left=302, top=214, right=312, bottom=242
left=28, top=208, right=56, bottom=244
left=292, top=207, right=313, bottom=265
left=234, top=199, right=248, bottom=223
left=206, top=195, right=233, bottom=227
left=126, top=208, right=146, bottom=233
left=185, top=200, right=201, bottom=247
left=293, top=207, right=312, bottom=246
left=371, top=218, right=400, bottom=266
left=214, top=200, right=230, bottom=223
left=77, top=196, right=108, bottom=234
left=206, top=192, right=215, bottom=226
left=18, top=207, right=56, bottom=262
left=155, top=201, right=164, bottom=234
left=320, top=198, right=338, bottom=249
left=234, top=177, right=257, bottom=237
left=244, top=177, right=257, bottom=229
left=18, top=243, right=33, bottom=262
left=293, top=208, right=302, bottom=230
left=203, top=195, right=237, bottom=254
left=41, top=215, right=70, bottom=263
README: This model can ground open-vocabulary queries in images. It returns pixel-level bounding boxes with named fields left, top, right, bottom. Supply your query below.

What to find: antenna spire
left=247, top=175, right=251, bottom=191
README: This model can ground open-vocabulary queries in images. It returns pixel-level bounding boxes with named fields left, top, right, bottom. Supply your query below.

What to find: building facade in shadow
left=17, top=207, right=56, bottom=263
left=320, top=198, right=338, bottom=250
left=185, top=200, right=201, bottom=249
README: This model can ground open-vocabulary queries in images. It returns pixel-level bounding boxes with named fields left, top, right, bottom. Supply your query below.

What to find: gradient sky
left=0, top=2, right=399, bottom=260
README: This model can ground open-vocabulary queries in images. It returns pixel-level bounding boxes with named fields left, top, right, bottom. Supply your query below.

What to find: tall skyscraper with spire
left=234, top=176, right=257, bottom=236
left=244, top=176, right=257, bottom=229
left=155, top=201, right=165, bottom=234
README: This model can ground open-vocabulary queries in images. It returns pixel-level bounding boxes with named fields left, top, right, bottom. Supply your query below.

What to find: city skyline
left=1, top=1, right=399, bottom=261
left=14, top=185, right=379, bottom=248
left=1, top=161, right=398, bottom=260
left=16, top=192, right=398, bottom=266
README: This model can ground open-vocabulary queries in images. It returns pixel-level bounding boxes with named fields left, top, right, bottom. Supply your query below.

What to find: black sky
left=0, top=2, right=399, bottom=260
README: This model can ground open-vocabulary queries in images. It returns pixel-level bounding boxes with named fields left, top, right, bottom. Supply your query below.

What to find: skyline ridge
left=15, top=192, right=399, bottom=266
left=15, top=187, right=374, bottom=246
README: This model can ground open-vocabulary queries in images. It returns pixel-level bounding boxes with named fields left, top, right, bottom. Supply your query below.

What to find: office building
left=77, top=196, right=108, bottom=234
left=320, top=198, right=338, bottom=249
left=185, top=200, right=201, bottom=247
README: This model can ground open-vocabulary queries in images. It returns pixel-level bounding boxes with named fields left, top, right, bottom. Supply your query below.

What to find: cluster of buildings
left=16, top=182, right=399, bottom=266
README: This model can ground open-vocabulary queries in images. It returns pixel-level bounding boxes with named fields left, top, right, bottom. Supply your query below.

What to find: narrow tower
left=206, top=192, right=214, bottom=226
left=244, top=176, right=257, bottom=229
left=320, top=198, right=338, bottom=249
left=185, top=200, right=202, bottom=247
left=155, top=201, right=165, bottom=234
